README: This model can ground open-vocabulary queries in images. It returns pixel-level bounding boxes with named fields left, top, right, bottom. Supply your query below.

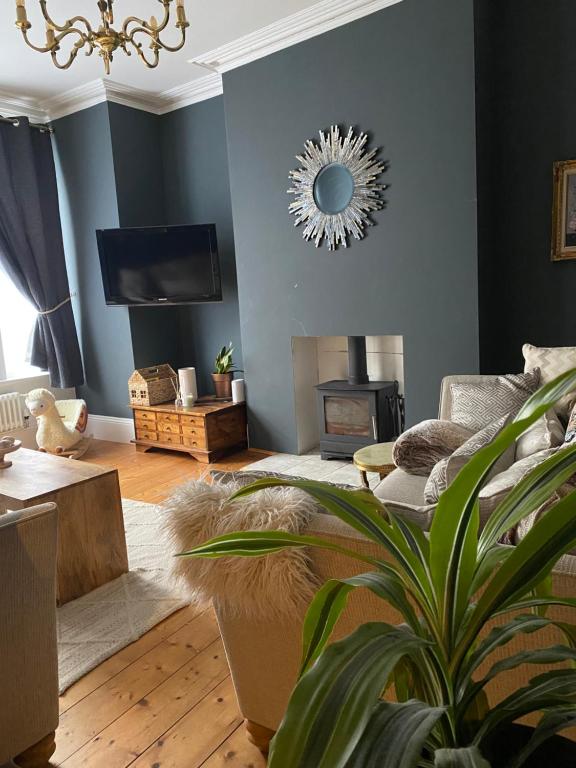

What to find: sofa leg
left=14, top=732, right=56, bottom=768
left=245, top=719, right=275, bottom=754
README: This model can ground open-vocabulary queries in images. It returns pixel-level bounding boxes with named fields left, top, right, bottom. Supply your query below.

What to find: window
left=0, top=267, right=42, bottom=380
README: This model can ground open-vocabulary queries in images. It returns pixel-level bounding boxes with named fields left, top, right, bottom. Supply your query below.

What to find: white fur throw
left=163, top=479, right=320, bottom=618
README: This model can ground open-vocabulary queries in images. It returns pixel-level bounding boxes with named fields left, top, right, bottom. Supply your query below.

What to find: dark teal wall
left=161, top=96, right=242, bottom=396
left=476, top=0, right=576, bottom=373
left=53, top=103, right=134, bottom=418
left=223, top=0, right=479, bottom=451
left=107, top=103, right=184, bottom=374
left=53, top=99, right=242, bottom=413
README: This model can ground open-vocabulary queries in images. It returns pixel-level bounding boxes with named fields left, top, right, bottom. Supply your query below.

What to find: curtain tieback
left=38, top=291, right=77, bottom=316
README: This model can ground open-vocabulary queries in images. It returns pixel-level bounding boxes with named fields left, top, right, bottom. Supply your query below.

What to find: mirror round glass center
left=313, top=163, right=355, bottom=215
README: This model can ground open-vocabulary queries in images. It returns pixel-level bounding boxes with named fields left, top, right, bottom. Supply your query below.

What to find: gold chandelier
left=15, top=0, right=189, bottom=75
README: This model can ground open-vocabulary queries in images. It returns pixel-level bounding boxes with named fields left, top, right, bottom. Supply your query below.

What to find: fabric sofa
left=214, top=374, right=576, bottom=752
left=0, top=503, right=59, bottom=768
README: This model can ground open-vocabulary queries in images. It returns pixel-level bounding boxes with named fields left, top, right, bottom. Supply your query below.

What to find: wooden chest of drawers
left=131, top=399, right=247, bottom=463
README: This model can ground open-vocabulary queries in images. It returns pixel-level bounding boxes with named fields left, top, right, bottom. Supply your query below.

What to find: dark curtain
left=0, top=117, right=84, bottom=388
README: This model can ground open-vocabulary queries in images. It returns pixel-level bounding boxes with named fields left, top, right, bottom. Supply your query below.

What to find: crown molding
left=157, top=73, right=223, bottom=113
left=0, top=89, right=48, bottom=122
left=192, top=0, right=403, bottom=73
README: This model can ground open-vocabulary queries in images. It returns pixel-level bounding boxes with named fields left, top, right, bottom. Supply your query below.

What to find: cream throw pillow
left=515, top=410, right=565, bottom=461
left=523, top=343, right=576, bottom=420
left=449, top=371, right=540, bottom=431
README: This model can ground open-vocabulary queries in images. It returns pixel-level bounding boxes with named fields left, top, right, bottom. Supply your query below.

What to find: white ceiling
left=0, top=0, right=321, bottom=101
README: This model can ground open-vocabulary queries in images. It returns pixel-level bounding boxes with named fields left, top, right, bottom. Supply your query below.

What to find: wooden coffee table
left=0, top=448, right=128, bottom=604
left=353, top=442, right=396, bottom=488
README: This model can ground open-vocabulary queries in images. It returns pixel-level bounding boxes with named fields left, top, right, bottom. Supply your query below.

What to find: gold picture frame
left=552, top=159, right=576, bottom=261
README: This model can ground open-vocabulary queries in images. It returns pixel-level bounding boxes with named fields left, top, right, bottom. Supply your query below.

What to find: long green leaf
left=177, top=529, right=381, bottom=567
left=430, top=368, right=576, bottom=649
left=458, top=614, right=568, bottom=693
left=474, top=668, right=576, bottom=743
left=300, top=571, right=421, bottom=673
left=230, top=478, right=437, bottom=609
left=479, top=444, right=576, bottom=556
left=507, top=707, right=576, bottom=768
left=460, top=645, right=576, bottom=715
left=268, top=623, right=427, bottom=768
left=343, top=700, right=444, bottom=768
left=493, top=596, right=576, bottom=616
left=457, top=490, right=576, bottom=668
left=434, top=746, right=490, bottom=767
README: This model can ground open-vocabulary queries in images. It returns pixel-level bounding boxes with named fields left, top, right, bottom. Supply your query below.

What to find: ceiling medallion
left=288, top=125, right=387, bottom=251
left=14, top=0, right=189, bottom=75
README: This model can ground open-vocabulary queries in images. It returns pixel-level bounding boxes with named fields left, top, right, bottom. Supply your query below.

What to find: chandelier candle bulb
left=45, top=22, right=55, bottom=47
left=15, top=0, right=28, bottom=26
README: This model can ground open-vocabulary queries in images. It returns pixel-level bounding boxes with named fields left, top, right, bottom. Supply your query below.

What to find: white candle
left=232, top=379, right=245, bottom=404
left=178, top=367, right=198, bottom=404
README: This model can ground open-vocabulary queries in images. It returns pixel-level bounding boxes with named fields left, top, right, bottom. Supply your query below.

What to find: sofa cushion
left=424, top=414, right=514, bottom=504
left=449, top=370, right=540, bottom=431
left=523, top=343, right=576, bottom=420
left=373, top=468, right=428, bottom=507
left=516, top=410, right=565, bottom=461
left=392, top=419, right=473, bottom=476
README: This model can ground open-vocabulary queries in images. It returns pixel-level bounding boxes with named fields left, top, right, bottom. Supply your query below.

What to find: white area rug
left=57, top=498, right=188, bottom=694
left=244, top=451, right=380, bottom=489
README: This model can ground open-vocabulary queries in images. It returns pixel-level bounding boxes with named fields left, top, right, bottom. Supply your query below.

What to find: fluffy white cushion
left=392, top=419, right=473, bottom=477
left=515, top=410, right=565, bottom=461
left=163, top=479, right=320, bottom=618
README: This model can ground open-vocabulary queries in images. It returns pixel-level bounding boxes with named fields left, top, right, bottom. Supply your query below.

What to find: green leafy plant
left=213, top=342, right=238, bottom=374
left=179, top=370, right=576, bottom=767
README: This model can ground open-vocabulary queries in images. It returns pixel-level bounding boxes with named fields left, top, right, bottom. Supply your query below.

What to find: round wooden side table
left=353, top=442, right=396, bottom=488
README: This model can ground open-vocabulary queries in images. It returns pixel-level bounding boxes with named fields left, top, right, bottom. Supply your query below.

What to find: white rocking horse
left=25, top=388, right=92, bottom=459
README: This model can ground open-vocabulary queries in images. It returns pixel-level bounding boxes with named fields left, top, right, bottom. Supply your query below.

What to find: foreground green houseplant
left=180, top=370, right=576, bottom=767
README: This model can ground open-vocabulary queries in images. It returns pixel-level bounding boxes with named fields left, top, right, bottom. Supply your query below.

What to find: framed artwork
left=552, top=159, right=576, bottom=261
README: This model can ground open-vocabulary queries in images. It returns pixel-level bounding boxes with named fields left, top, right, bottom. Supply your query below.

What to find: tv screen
left=96, top=224, right=222, bottom=306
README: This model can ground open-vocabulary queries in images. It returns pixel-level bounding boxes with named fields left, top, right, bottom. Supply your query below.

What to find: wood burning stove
left=315, top=337, right=404, bottom=460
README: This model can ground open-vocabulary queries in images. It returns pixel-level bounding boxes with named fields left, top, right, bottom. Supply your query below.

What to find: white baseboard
left=89, top=415, right=135, bottom=444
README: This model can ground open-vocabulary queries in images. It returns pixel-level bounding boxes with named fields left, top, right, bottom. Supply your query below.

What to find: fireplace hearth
left=315, top=337, right=404, bottom=460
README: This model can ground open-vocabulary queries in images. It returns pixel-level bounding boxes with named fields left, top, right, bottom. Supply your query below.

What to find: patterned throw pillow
left=516, top=410, right=565, bottom=461
left=424, top=414, right=514, bottom=504
left=523, top=343, right=576, bottom=421
left=392, top=420, right=474, bottom=477
left=449, top=370, right=540, bottom=431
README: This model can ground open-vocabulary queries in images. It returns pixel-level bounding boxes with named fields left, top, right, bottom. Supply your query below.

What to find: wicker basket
left=128, top=365, right=178, bottom=407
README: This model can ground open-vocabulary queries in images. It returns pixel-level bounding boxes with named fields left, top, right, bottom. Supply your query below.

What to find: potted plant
left=211, top=342, right=239, bottom=399
left=180, top=369, right=576, bottom=767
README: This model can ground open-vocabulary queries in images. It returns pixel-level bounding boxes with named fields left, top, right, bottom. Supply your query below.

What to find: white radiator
left=0, top=392, right=29, bottom=433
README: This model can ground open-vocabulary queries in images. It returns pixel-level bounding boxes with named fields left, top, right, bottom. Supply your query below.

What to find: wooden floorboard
left=53, top=440, right=267, bottom=768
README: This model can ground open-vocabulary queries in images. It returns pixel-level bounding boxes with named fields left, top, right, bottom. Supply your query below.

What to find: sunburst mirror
left=288, top=125, right=387, bottom=251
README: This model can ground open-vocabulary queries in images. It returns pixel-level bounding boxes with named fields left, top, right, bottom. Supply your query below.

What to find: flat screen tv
left=96, top=224, right=222, bottom=306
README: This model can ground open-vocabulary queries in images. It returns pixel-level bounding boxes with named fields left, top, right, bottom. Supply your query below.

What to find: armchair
left=0, top=503, right=59, bottom=767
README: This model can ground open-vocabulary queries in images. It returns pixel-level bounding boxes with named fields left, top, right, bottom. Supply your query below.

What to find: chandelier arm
left=127, top=39, right=161, bottom=69
left=153, top=28, right=188, bottom=53
left=21, top=26, right=89, bottom=54
left=50, top=43, right=82, bottom=70
left=122, top=1, right=171, bottom=36
left=38, top=0, right=93, bottom=36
